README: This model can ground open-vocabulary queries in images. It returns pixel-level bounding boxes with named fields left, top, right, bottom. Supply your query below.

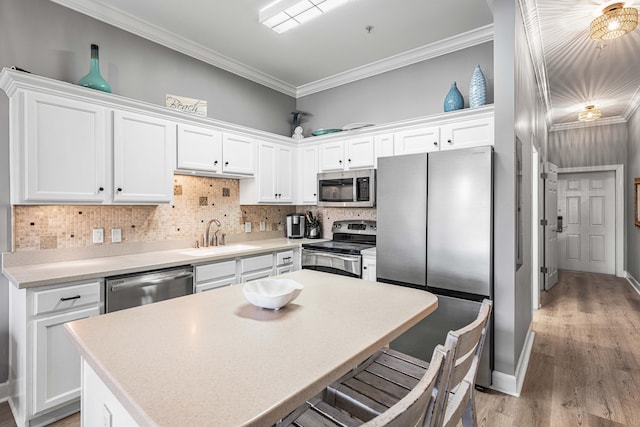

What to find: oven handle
left=109, top=270, right=193, bottom=292
left=302, top=249, right=360, bottom=263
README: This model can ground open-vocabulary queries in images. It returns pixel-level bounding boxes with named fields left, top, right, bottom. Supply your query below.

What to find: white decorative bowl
left=242, top=279, right=304, bottom=310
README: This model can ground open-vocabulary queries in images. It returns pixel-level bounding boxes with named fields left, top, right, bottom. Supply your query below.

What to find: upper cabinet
left=297, top=145, right=319, bottom=204
left=17, top=92, right=108, bottom=203
left=239, top=140, right=293, bottom=205
left=176, top=124, right=223, bottom=174
left=440, top=117, right=494, bottom=151
left=112, top=110, right=176, bottom=203
left=222, top=133, right=254, bottom=175
left=394, top=126, right=440, bottom=155
left=319, top=137, right=375, bottom=172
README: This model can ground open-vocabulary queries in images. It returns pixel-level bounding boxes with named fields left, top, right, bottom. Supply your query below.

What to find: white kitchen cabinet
left=82, top=360, right=138, bottom=427
left=194, top=259, right=238, bottom=293
left=222, top=133, right=254, bottom=175
left=374, top=133, right=394, bottom=166
left=16, top=91, right=108, bottom=203
left=34, top=305, right=101, bottom=414
left=319, top=137, right=375, bottom=172
left=176, top=123, right=223, bottom=173
left=113, top=110, right=176, bottom=203
left=8, top=279, right=103, bottom=427
left=362, top=251, right=377, bottom=282
left=440, top=116, right=494, bottom=150
left=239, top=253, right=274, bottom=282
left=298, top=145, right=319, bottom=204
left=239, top=141, right=293, bottom=204
left=394, top=126, right=440, bottom=154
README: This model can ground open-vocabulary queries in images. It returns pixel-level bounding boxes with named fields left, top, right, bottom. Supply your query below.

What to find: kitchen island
left=65, top=270, right=438, bottom=426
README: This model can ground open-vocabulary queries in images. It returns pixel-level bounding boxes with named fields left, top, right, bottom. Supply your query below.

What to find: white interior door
left=557, top=171, right=615, bottom=275
left=544, top=162, right=558, bottom=290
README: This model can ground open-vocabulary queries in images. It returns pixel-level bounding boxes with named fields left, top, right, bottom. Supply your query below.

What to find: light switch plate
left=111, top=228, right=122, bottom=243
left=259, top=221, right=266, bottom=231
left=92, top=228, right=104, bottom=244
left=244, top=222, right=252, bottom=233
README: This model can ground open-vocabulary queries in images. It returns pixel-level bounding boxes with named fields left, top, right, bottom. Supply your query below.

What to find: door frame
left=557, top=164, right=624, bottom=277
left=531, top=146, right=540, bottom=310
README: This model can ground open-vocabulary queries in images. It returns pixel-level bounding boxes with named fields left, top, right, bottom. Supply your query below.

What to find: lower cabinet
left=362, top=250, right=377, bottom=282
left=8, top=279, right=103, bottom=427
left=194, top=260, right=237, bottom=293
left=240, top=254, right=274, bottom=282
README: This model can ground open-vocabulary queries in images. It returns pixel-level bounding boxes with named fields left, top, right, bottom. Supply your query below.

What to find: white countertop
left=65, top=270, right=438, bottom=427
left=2, top=238, right=324, bottom=289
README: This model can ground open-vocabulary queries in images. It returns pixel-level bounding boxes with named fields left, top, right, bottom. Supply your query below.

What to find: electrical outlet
left=244, top=222, right=252, bottom=233
left=259, top=221, right=266, bottom=231
left=111, top=228, right=122, bottom=243
left=92, top=228, right=104, bottom=244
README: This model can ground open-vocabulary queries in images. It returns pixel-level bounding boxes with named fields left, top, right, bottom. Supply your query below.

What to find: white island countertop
left=65, top=270, right=438, bottom=427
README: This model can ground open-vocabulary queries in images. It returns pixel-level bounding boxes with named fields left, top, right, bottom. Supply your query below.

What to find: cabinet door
left=222, top=133, right=254, bottom=175
left=319, top=141, right=345, bottom=172
left=113, top=110, right=176, bottom=203
left=374, top=134, right=394, bottom=167
left=176, top=124, right=222, bottom=173
left=257, top=142, right=277, bottom=202
left=22, top=92, right=107, bottom=203
left=240, top=269, right=274, bottom=283
left=394, top=127, right=440, bottom=154
left=362, top=257, right=377, bottom=282
left=196, top=276, right=236, bottom=293
left=275, top=144, right=293, bottom=202
left=276, top=265, right=293, bottom=275
left=299, top=146, right=319, bottom=204
left=440, top=117, right=494, bottom=150
left=33, top=305, right=101, bottom=414
left=345, top=137, right=375, bottom=169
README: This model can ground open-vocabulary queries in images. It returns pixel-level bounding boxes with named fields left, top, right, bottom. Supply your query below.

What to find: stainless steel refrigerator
left=377, top=146, right=493, bottom=388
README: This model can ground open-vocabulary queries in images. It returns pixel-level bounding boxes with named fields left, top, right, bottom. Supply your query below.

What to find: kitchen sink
left=179, top=244, right=259, bottom=257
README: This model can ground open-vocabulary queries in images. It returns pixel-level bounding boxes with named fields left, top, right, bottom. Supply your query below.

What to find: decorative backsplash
left=12, top=175, right=377, bottom=251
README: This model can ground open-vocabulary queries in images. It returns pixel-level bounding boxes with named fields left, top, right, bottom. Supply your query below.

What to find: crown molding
left=549, top=116, right=627, bottom=132
left=49, top=0, right=298, bottom=97
left=296, top=24, right=494, bottom=98
left=622, top=86, right=640, bottom=120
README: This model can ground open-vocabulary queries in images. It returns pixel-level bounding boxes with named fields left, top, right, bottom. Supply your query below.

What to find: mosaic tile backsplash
left=13, top=175, right=377, bottom=251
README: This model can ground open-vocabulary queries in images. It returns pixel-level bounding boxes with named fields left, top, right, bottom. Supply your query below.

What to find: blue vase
left=444, top=82, right=464, bottom=112
left=469, top=65, right=487, bottom=108
left=78, top=44, right=111, bottom=93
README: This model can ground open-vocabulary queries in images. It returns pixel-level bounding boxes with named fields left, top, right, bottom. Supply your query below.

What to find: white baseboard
left=625, top=272, right=640, bottom=296
left=0, top=380, right=8, bottom=403
left=490, top=330, right=535, bottom=397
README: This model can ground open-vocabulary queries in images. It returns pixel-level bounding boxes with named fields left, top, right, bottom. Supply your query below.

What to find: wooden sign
left=165, top=94, right=207, bottom=116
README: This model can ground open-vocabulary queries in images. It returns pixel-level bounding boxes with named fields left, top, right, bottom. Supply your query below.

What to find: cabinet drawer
left=240, top=254, right=273, bottom=273
left=276, top=250, right=294, bottom=266
left=195, top=260, right=236, bottom=283
left=33, top=281, right=101, bottom=316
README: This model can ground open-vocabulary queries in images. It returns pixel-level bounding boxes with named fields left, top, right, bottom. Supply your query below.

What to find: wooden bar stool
left=277, top=345, right=451, bottom=427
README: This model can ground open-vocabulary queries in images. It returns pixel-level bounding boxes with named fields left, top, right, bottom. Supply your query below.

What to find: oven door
left=301, top=249, right=362, bottom=278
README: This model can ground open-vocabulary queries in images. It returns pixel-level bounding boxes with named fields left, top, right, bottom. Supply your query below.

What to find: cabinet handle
left=339, top=160, right=342, bottom=164
left=60, top=295, right=81, bottom=302
left=225, top=161, right=229, bottom=166
left=313, top=193, right=317, bottom=196
left=433, top=142, right=438, bottom=146
left=117, top=187, right=123, bottom=192
left=348, top=159, right=352, bottom=162
left=98, top=187, right=104, bottom=192
left=363, top=266, right=367, bottom=270
left=448, top=139, right=453, bottom=144
left=274, top=193, right=278, bottom=198
left=214, top=160, right=218, bottom=165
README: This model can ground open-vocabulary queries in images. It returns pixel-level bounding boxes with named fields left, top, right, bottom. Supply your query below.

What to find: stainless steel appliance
left=302, top=220, right=376, bottom=277
left=377, top=146, right=493, bottom=388
left=105, top=266, right=194, bottom=313
left=286, top=213, right=306, bottom=239
left=304, top=211, right=321, bottom=239
left=317, top=169, right=376, bottom=207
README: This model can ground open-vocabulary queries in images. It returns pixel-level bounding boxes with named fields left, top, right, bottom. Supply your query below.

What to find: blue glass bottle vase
left=78, top=44, right=111, bottom=93
left=469, top=65, right=487, bottom=108
left=444, top=82, right=464, bottom=112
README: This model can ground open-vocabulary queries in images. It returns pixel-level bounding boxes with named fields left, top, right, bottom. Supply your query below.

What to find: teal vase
left=78, top=44, right=111, bottom=93
left=444, top=82, right=464, bottom=112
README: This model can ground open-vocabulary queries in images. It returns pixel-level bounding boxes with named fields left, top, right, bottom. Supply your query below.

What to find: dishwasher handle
left=109, top=269, right=193, bottom=292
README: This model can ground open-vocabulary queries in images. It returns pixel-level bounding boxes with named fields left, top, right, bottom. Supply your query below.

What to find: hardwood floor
left=0, top=271, right=638, bottom=426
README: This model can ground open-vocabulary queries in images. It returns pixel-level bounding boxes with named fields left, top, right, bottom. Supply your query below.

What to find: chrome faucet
left=204, top=219, right=221, bottom=247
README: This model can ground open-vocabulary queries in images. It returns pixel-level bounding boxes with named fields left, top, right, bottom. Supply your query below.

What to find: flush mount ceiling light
left=578, top=105, right=602, bottom=121
left=590, top=2, right=638, bottom=40
left=259, top=0, right=349, bottom=34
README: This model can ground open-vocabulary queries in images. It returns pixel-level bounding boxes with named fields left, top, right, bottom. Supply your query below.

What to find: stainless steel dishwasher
left=105, top=266, right=194, bottom=313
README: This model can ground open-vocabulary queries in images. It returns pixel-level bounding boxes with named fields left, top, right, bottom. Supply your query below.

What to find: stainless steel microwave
left=317, top=169, right=376, bottom=207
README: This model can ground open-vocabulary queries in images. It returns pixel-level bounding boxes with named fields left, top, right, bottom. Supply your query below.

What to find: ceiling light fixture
left=590, top=2, right=638, bottom=40
left=259, top=0, right=349, bottom=34
left=578, top=105, right=602, bottom=121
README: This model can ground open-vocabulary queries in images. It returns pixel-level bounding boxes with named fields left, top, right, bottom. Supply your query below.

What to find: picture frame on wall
left=635, top=178, right=640, bottom=228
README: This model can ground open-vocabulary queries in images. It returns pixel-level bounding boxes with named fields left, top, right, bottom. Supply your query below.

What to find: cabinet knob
left=348, top=159, right=352, bottom=162
left=274, top=193, right=277, bottom=198
left=214, top=160, right=218, bottom=165
left=98, top=187, right=104, bottom=192
left=433, top=142, right=438, bottom=146
left=313, top=193, right=317, bottom=197
left=117, top=187, right=123, bottom=192
left=278, top=193, right=282, bottom=197
left=339, top=160, right=342, bottom=164
left=225, top=161, right=229, bottom=166
left=448, top=139, right=453, bottom=144
left=363, top=266, right=367, bottom=270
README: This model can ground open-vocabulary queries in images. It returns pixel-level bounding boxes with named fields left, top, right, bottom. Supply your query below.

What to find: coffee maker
left=304, top=211, right=321, bottom=239
left=286, top=213, right=305, bottom=239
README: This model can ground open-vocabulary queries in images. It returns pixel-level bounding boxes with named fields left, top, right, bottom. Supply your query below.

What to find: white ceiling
left=50, top=0, right=640, bottom=130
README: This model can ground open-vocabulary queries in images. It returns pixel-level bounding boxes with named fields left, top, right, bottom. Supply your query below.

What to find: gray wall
left=0, top=0, right=296, bottom=385
left=296, top=42, right=493, bottom=134
left=549, top=124, right=628, bottom=168
left=628, top=107, right=640, bottom=281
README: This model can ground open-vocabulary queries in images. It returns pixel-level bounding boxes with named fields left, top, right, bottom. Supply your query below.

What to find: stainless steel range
left=301, top=220, right=376, bottom=278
